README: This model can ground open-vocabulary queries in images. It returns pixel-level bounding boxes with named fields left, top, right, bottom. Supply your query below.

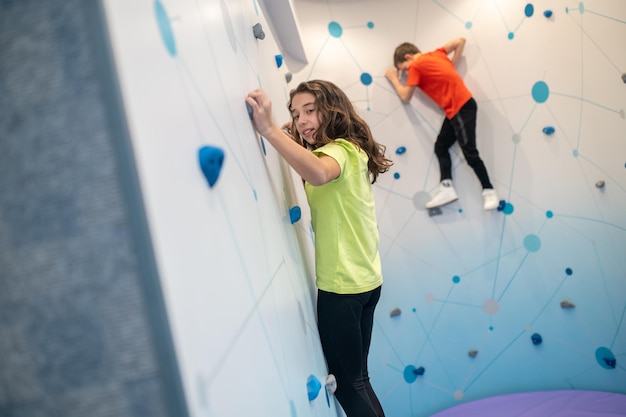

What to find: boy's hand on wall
left=385, top=68, right=399, bottom=82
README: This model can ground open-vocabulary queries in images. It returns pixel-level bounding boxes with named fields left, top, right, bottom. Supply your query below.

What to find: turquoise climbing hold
left=307, top=375, right=322, bottom=401
left=275, top=54, right=283, bottom=68
left=198, top=146, right=225, bottom=188
left=289, top=206, right=301, bottom=224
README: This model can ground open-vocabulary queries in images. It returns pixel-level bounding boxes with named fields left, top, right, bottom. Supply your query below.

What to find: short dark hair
left=393, top=42, right=420, bottom=68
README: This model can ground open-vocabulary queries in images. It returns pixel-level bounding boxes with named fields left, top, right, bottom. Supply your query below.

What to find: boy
left=385, top=38, right=499, bottom=210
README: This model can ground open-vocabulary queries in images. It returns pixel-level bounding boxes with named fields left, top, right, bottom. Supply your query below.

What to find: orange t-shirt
left=406, top=48, right=472, bottom=119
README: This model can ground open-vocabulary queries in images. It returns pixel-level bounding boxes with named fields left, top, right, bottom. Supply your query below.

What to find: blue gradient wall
left=290, top=0, right=626, bottom=416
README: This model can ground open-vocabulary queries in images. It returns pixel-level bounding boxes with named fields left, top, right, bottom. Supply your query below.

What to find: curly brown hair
left=287, top=80, right=393, bottom=184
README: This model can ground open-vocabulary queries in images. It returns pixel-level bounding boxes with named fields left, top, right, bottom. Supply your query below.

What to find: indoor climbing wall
left=100, top=0, right=625, bottom=416
left=289, top=0, right=626, bottom=416
left=101, top=0, right=333, bottom=416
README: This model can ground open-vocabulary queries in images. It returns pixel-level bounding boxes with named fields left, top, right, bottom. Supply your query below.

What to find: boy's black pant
left=317, top=286, right=385, bottom=417
left=435, top=97, right=493, bottom=189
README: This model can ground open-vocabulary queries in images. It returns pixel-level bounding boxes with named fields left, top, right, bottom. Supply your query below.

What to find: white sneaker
left=426, top=181, right=458, bottom=208
left=482, top=188, right=499, bottom=210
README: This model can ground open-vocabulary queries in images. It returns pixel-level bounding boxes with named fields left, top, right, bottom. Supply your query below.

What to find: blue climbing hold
left=604, top=357, right=616, bottom=369
left=413, top=366, right=425, bottom=376
left=497, top=200, right=506, bottom=211
left=544, top=9, right=553, bottom=18
left=275, top=54, right=283, bottom=68
left=289, top=206, right=301, bottom=224
left=595, top=347, right=616, bottom=369
left=325, top=385, right=330, bottom=407
left=396, top=146, right=407, bottom=155
left=543, top=126, right=555, bottom=135
left=198, top=146, right=225, bottom=188
left=531, top=333, right=543, bottom=345
left=246, top=102, right=253, bottom=119
left=307, top=375, right=322, bottom=401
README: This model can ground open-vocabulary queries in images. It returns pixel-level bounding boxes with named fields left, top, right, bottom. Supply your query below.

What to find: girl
left=246, top=80, right=391, bottom=417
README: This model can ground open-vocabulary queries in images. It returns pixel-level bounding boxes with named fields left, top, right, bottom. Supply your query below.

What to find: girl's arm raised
left=245, top=89, right=340, bottom=186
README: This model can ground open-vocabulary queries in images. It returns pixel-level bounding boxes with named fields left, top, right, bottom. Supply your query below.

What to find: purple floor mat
left=430, top=390, right=626, bottom=417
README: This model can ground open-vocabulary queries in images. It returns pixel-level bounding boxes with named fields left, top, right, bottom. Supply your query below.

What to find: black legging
left=317, top=287, right=385, bottom=417
left=434, top=97, right=493, bottom=189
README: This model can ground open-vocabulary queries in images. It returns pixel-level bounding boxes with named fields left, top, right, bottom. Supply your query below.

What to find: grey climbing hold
left=252, top=23, right=265, bottom=40
left=428, top=207, right=442, bottom=217
left=622, top=73, right=626, bottom=83
left=389, top=308, right=401, bottom=318
left=560, top=300, right=576, bottom=309
left=468, top=349, right=478, bottom=358
left=285, top=72, right=293, bottom=83
left=595, top=180, right=605, bottom=188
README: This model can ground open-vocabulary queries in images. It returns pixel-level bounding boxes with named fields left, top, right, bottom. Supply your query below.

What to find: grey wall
left=0, top=1, right=186, bottom=416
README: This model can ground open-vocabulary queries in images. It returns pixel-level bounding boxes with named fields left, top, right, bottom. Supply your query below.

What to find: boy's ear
left=404, top=53, right=413, bottom=62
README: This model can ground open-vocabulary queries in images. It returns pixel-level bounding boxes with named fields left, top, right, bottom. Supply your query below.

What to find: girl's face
left=290, top=92, right=321, bottom=146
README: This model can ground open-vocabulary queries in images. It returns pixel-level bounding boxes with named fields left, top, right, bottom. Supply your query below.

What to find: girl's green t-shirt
left=305, top=139, right=383, bottom=294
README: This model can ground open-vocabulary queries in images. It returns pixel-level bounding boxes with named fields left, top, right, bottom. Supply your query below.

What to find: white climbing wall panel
left=101, top=0, right=330, bottom=416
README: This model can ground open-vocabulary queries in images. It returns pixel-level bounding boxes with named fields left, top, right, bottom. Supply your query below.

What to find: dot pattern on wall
left=291, top=0, right=626, bottom=416
left=305, top=19, right=377, bottom=110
